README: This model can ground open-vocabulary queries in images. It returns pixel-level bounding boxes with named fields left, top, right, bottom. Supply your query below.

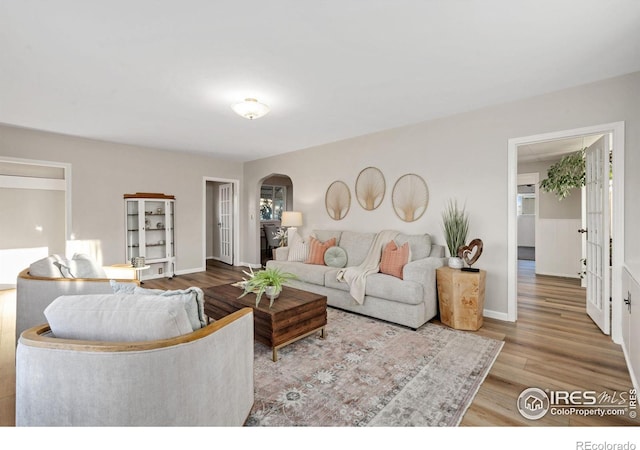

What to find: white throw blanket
left=336, top=230, right=399, bottom=304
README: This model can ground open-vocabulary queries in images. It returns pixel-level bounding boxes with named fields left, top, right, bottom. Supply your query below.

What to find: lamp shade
left=231, top=98, right=270, bottom=120
left=281, top=211, right=303, bottom=227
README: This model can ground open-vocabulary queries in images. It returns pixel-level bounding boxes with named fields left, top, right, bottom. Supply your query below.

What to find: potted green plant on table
left=239, top=266, right=297, bottom=307
left=442, top=199, right=469, bottom=269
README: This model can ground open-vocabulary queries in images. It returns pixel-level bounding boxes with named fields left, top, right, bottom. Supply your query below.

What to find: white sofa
left=15, top=293, right=255, bottom=426
left=267, top=230, right=445, bottom=329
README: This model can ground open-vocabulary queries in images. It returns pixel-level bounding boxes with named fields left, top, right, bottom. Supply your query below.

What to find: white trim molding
left=507, top=122, right=625, bottom=342
left=0, top=175, right=66, bottom=190
left=202, top=176, right=241, bottom=268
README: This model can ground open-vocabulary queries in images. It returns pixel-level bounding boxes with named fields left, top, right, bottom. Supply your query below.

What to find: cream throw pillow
left=287, top=232, right=309, bottom=262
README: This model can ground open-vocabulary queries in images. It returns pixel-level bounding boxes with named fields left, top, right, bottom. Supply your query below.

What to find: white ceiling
left=2, top=1, right=640, bottom=162
left=518, top=134, right=604, bottom=163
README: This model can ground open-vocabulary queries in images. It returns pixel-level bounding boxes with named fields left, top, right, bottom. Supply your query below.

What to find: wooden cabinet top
left=124, top=192, right=175, bottom=199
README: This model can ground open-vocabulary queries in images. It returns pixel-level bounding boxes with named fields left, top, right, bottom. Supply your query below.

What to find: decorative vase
left=448, top=256, right=464, bottom=269
left=264, top=285, right=281, bottom=300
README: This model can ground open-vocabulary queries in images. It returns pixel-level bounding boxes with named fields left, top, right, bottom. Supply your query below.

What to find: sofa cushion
left=312, top=230, right=342, bottom=245
left=324, top=269, right=351, bottom=292
left=44, top=294, right=194, bottom=341
left=365, top=273, right=424, bottom=305
left=395, top=233, right=432, bottom=261
left=268, top=260, right=332, bottom=286
left=324, top=246, right=348, bottom=268
left=379, top=241, right=411, bottom=279
left=326, top=269, right=423, bottom=304
left=29, top=254, right=107, bottom=279
left=133, top=286, right=206, bottom=330
left=305, top=237, right=336, bottom=265
left=69, top=253, right=108, bottom=278
left=29, top=255, right=65, bottom=278
left=338, top=231, right=377, bottom=266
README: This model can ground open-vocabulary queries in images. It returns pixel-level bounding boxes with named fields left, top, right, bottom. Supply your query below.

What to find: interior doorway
left=203, top=177, right=239, bottom=267
left=507, top=122, right=624, bottom=343
left=258, top=174, right=293, bottom=265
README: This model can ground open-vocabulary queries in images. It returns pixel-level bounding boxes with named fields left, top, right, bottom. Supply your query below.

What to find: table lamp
left=281, top=211, right=303, bottom=245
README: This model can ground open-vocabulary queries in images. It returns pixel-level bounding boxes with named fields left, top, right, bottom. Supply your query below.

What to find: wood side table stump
left=436, top=266, right=486, bottom=331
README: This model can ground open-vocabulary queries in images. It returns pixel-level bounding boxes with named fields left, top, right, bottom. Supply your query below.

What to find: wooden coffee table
left=203, top=283, right=327, bottom=361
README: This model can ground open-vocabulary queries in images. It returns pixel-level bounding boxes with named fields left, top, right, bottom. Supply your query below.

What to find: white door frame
left=507, top=122, right=625, bottom=344
left=202, top=176, right=240, bottom=267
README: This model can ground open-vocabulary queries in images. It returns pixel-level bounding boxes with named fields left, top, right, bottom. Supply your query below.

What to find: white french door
left=584, top=135, right=610, bottom=335
left=218, top=183, right=233, bottom=265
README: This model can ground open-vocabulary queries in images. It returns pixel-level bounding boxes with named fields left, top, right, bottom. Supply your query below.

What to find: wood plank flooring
left=0, top=259, right=635, bottom=426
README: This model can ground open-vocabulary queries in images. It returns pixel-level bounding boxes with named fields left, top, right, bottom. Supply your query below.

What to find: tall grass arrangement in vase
left=442, top=199, right=469, bottom=268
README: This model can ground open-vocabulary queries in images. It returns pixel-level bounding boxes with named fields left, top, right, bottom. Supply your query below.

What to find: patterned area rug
left=246, top=307, right=503, bottom=426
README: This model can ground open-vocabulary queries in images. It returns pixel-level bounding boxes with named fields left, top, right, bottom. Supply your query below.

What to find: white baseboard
left=535, top=270, right=580, bottom=279
left=238, top=261, right=263, bottom=269
left=483, top=308, right=511, bottom=322
left=622, top=343, right=639, bottom=392
left=176, top=267, right=205, bottom=276
left=140, top=267, right=204, bottom=280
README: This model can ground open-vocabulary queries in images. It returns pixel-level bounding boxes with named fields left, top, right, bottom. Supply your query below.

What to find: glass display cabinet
left=124, top=193, right=175, bottom=279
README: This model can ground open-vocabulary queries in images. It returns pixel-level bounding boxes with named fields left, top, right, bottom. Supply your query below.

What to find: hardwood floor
left=0, top=259, right=635, bottom=426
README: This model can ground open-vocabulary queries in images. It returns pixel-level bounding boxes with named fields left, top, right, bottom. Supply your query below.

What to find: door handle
left=624, top=291, right=631, bottom=313
left=578, top=228, right=588, bottom=234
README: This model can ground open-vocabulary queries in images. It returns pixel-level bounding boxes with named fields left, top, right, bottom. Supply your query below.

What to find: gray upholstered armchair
left=16, top=307, right=255, bottom=426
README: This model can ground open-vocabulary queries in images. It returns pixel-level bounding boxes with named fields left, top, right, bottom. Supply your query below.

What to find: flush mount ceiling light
left=231, top=98, right=270, bottom=120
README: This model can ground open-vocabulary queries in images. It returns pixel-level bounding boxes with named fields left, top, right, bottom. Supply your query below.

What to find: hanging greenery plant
left=539, top=149, right=586, bottom=200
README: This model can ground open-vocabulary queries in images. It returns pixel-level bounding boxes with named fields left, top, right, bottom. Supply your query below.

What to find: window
left=260, top=185, right=286, bottom=221
left=517, top=185, right=535, bottom=216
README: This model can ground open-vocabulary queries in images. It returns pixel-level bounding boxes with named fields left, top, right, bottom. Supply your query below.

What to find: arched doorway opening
left=258, top=174, right=293, bottom=265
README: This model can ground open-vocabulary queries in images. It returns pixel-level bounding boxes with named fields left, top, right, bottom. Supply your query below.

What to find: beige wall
left=2, top=71, right=639, bottom=316
left=242, top=71, right=640, bottom=317
left=0, top=125, right=243, bottom=272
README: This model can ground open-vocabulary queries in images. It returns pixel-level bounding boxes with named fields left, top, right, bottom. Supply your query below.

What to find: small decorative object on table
left=458, top=238, right=483, bottom=272
left=274, top=227, right=287, bottom=247
left=131, top=256, right=146, bottom=268
left=238, top=266, right=297, bottom=308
